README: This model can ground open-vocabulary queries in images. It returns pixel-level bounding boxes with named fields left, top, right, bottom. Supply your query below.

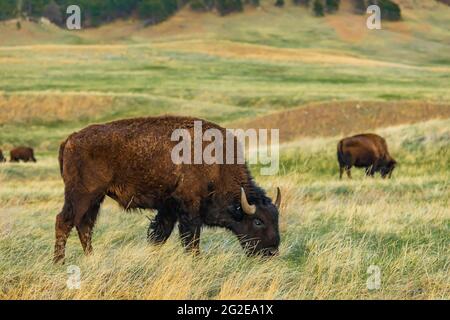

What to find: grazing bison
left=0, top=149, right=5, bottom=162
left=337, top=133, right=397, bottom=179
left=54, top=116, right=281, bottom=263
left=10, top=147, right=36, bottom=163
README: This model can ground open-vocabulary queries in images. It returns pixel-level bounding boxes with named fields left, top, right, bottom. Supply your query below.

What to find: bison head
left=380, top=159, right=397, bottom=178
left=228, top=187, right=281, bottom=257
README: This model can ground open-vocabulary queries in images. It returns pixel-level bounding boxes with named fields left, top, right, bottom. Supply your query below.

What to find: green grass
left=0, top=2, right=449, bottom=299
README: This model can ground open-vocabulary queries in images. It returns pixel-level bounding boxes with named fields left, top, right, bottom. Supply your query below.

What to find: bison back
left=338, top=134, right=387, bottom=168
left=59, top=116, right=242, bottom=210
left=10, top=147, right=35, bottom=161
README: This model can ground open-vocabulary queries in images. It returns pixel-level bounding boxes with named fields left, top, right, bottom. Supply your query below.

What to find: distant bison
left=337, top=133, right=396, bottom=179
left=0, top=149, right=6, bottom=162
left=10, top=147, right=36, bottom=163
left=54, top=116, right=281, bottom=263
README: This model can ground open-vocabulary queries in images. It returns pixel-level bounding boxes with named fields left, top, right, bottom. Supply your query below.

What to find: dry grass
left=152, top=39, right=436, bottom=69
left=0, top=0, right=448, bottom=300
left=0, top=93, right=114, bottom=125
left=0, top=120, right=448, bottom=300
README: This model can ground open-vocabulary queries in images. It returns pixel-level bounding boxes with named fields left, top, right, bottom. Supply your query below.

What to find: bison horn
left=241, top=187, right=256, bottom=215
left=274, top=187, right=281, bottom=209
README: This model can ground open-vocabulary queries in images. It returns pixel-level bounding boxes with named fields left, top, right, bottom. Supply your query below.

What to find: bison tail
left=58, top=139, right=68, bottom=177
left=337, top=140, right=344, bottom=166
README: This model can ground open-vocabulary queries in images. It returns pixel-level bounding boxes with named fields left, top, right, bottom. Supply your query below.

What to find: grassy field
left=0, top=1, right=449, bottom=299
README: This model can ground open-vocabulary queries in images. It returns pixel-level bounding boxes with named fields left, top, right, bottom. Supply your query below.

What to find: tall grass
left=0, top=3, right=449, bottom=299
left=1, top=120, right=448, bottom=299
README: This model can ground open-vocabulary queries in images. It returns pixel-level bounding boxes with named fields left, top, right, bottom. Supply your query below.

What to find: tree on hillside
left=325, top=0, right=339, bottom=13
left=104, top=0, right=140, bottom=19
left=0, top=0, right=18, bottom=20
left=138, top=0, right=179, bottom=25
left=190, top=0, right=243, bottom=15
left=215, top=0, right=244, bottom=16
left=246, top=0, right=260, bottom=6
left=292, top=0, right=310, bottom=6
left=368, top=0, right=401, bottom=21
left=43, top=1, right=62, bottom=25
left=352, top=0, right=366, bottom=14
left=275, top=0, right=285, bottom=7
left=190, top=0, right=213, bottom=11
left=21, top=0, right=47, bottom=18
left=138, top=0, right=164, bottom=24
left=313, top=0, right=324, bottom=16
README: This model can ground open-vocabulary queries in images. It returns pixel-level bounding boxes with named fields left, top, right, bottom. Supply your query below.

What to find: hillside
left=0, top=0, right=449, bottom=301
left=1, top=1, right=450, bottom=66
left=1, top=1, right=449, bottom=151
left=240, top=101, right=450, bottom=141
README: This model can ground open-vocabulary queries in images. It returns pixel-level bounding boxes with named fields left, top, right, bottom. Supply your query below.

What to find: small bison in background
left=0, top=149, right=6, bottom=162
left=337, top=133, right=397, bottom=179
left=54, top=116, right=281, bottom=263
left=10, top=147, right=36, bottom=163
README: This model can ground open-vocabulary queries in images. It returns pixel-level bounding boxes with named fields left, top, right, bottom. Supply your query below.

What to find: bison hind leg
left=54, top=201, right=75, bottom=264
left=178, top=220, right=201, bottom=255
left=76, top=195, right=105, bottom=256
left=54, top=190, right=105, bottom=263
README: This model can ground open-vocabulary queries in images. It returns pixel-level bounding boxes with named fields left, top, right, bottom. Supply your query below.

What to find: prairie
left=0, top=1, right=449, bottom=299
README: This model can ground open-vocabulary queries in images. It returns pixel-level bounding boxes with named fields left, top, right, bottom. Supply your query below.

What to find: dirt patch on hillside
left=324, top=5, right=369, bottom=44
left=238, top=101, right=450, bottom=142
left=0, top=93, right=114, bottom=125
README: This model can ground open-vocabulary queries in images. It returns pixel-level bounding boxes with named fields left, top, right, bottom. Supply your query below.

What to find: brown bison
left=0, top=149, right=6, bottom=162
left=10, top=147, right=36, bottom=163
left=54, top=116, right=281, bottom=263
left=337, top=133, right=397, bottom=179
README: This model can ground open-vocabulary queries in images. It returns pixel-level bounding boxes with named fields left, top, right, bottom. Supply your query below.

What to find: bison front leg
left=345, top=167, right=352, bottom=179
left=178, top=217, right=202, bottom=255
left=148, top=209, right=177, bottom=245
left=365, top=166, right=375, bottom=177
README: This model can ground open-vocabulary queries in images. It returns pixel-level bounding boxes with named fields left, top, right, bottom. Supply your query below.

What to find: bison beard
left=54, top=116, right=281, bottom=263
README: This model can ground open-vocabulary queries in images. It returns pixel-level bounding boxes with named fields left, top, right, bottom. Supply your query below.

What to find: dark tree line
left=352, top=0, right=401, bottom=20
left=290, top=0, right=340, bottom=16
left=295, top=0, right=400, bottom=20
left=0, top=0, right=183, bottom=26
left=0, top=0, right=402, bottom=27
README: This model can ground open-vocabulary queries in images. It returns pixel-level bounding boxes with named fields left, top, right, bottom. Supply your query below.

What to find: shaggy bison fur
left=54, top=116, right=281, bottom=263
left=337, top=133, right=397, bottom=179
left=10, top=147, right=36, bottom=163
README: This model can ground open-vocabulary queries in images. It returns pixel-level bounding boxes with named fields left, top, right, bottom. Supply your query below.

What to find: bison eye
left=253, top=218, right=264, bottom=228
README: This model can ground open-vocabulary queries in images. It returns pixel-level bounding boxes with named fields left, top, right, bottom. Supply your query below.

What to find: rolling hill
left=0, top=0, right=449, bottom=300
